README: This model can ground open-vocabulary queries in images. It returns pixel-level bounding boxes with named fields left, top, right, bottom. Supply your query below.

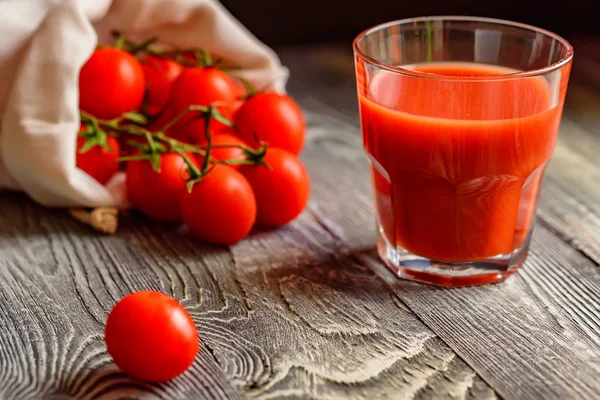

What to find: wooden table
left=1, top=40, right=599, bottom=400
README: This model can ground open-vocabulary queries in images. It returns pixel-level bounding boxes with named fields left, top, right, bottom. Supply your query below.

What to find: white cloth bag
left=0, top=0, right=287, bottom=207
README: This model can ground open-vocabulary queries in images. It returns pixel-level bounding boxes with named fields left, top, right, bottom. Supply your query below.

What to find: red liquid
left=359, top=63, right=564, bottom=262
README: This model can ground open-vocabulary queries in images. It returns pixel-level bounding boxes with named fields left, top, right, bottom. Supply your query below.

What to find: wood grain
left=0, top=195, right=495, bottom=399
left=538, top=84, right=600, bottom=262
left=375, top=224, right=600, bottom=398
left=529, top=36, right=600, bottom=263
left=0, top=197, right=241, bottom=400
left=362, top=224, right=600, bottom=399
left=228, top=213, right=496, bottom=399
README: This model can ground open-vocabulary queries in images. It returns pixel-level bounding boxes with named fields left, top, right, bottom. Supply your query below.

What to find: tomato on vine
left=239, top=148, right=309, bottom=226
left=171, top=66, right=236, bottom=113
left=235, top=92, right=305, bottom=155
left=77, top=43, right=310, bottom=241
left=140, top=55, right=183, bottom=116
left=126, top=152, right=196, bottom=222
left=153, top=67, right=238, bottom=140
left=79, top=48, right=145, bottom=120
left=105, top=291, right=199, bottom=382
left=180, top=165, right=256, bottom=244
left=76, top=124, right=120, bottom=185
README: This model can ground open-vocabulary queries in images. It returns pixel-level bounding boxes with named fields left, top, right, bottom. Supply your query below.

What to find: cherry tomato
left=76, top=128, right=120, bottom=185
left=126, top=152, right=195, bottom=222
left=170, top=67, right=237, bottom=115
left=239, top=148, right=309, bottom=227
left=162, top=67, right=236, bottom=131
left=193, top=132, right=248, bottom=169
left=79, top=48, right=145, bottom=120
left=181, top=165, right=256, bottom=244
left=234, top=92, right=305, bottom=155
left=105, top=291, right=199, bottom=382
left=140, top=55, right=184, bottom=116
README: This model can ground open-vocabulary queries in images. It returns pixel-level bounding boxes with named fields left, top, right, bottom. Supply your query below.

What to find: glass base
left=377, top=229, right=529, bottom=287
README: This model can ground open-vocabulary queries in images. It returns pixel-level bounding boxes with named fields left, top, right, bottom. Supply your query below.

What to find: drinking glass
left=353, top=16, right=573, bottom=286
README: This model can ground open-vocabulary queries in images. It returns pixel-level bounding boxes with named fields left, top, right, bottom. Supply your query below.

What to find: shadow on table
left=0, top=191, right=436, bottom=300
left=44, top=363, right=166, bottom=400
left=0, top=192, right=105, bottom=238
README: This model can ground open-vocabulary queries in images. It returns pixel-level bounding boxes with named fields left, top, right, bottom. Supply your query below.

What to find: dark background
left=221, top=0, right=597, bottom=45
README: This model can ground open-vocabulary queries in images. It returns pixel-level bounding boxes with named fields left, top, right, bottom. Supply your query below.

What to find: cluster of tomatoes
left=77, top=33, right=311, bottom=383
left=77, top=32, right=309, bottom=245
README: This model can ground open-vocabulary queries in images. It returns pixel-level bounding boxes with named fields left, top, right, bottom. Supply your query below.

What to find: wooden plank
left=536, top=38, right=600, bottom=262
left=537, top=174, right=600, bottom=264
left=0, top=194, right=496, bottom=399
left=0, top=195, right=241, bottom=400
left=533, top=115, right=600, bottom=264
left=301, top=121, right=600, bottom=398
left=361, top=223, right=600, bottom=399
left=536, top=86, right=600, bottom=264
left=228, top=212, right=497, bottom=399
left=276, top=44, right=600, bottom=400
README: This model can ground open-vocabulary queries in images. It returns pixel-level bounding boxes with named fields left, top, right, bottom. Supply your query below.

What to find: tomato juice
left=359, top=63, right=563, bottom=262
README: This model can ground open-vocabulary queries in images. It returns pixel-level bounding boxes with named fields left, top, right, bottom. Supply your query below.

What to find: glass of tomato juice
left=354, top=16, right=573, bottom=286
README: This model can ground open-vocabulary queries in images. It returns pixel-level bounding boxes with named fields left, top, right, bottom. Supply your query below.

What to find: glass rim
left=353, top=16, right=574, bottom=82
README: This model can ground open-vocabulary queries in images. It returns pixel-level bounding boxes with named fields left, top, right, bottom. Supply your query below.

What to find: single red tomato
left=234, top=92, right=305, bottom=155
left=169, top=67, right=237, bottom=115
left=79, top=48, right=145, bottom=120
left=126, top=152, right=195, bottom=222
left=140, top=55, right=184, bottom=116
left=239, top=148, right=309, bottom=227
left=105, top=291, right=199, bottom=382
left=193, top=132, right=248, bottom=169
left=164, top=67, right=237, bottom=132
left=76, top=128, right=120, bottom=185
left=180, top=165, right=256, bottom=244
